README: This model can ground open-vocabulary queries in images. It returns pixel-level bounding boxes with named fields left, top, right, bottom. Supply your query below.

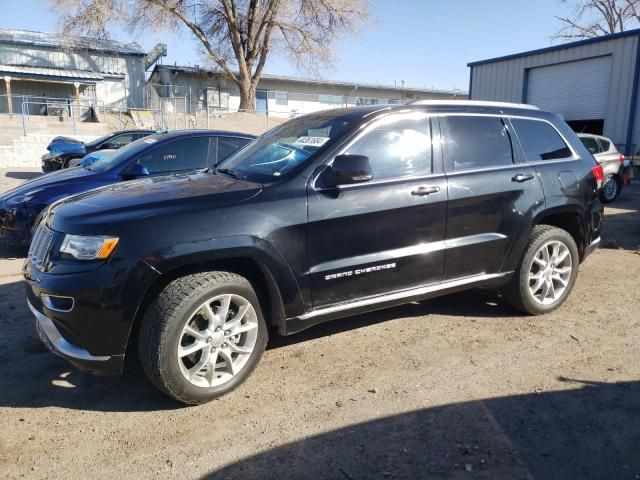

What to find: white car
left=578, top=133, right=627, bottom=203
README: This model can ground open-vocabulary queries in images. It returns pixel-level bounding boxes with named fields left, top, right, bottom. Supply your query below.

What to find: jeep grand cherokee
left=24, top=101, right=604, bottom=404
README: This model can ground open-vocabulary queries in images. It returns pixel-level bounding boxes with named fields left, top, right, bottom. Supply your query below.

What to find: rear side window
left=441, top=116, right=513, bottom=171
left=217, top=137, right=252, bottom=164
left=511, top=119, right=573, bottom=161
left=136, top=137, right=210, bottom=173
left=580, top=136, right=602, bottom=154
left=343, top=115, right=431, bottom=180
left=599, top=138, right=611, bottom=151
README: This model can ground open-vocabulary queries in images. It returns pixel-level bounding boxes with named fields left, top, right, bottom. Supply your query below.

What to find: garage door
left=526, top=55, right=612, bottom=120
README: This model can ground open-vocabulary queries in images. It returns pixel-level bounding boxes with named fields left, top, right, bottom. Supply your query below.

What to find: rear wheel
left=504, top=225, right=579, bottom=315
left=599, top=175, right=620, bottom=203
left=138, top=271, right=268, bottom=405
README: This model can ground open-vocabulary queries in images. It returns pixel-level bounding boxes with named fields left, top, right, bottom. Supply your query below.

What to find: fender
left=141, top=234, right=307, bottom=318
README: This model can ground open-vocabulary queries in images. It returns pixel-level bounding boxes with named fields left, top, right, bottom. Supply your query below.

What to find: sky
left=1, top=0, right=578, bottom=92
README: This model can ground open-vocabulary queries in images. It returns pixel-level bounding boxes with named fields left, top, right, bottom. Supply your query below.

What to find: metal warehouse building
left=468, top=29, right=640, bottom=155
left=0, top=29, right=164, bottom=114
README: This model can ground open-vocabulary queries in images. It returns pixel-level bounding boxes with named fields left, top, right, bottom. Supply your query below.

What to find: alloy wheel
left=528, top=240, right=573, bottom=305
left=177, top=294, right=259, bottom=388
left=602, top=177, right=618, bottom=201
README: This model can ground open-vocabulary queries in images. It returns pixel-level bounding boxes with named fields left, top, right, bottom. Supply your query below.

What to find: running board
left=298, top=272, right=511, bottom=321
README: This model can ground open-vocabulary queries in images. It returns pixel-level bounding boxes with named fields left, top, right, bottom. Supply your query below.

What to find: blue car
left=0, top=130, right=254, bottom=246
left=42, top=129, right=155, bottom=172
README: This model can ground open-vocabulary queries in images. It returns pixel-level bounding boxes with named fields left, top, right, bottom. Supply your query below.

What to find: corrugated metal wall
left=470, top=34, right=640, bottom=153
left=0, top=43, right=145, bottom=108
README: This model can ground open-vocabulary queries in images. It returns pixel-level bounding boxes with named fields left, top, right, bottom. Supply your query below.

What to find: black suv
left=24, top=101, right=604, bottom=404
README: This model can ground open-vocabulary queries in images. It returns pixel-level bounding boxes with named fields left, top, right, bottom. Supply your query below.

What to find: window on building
left=275, top=91, right=288, bottom=106
left=319, top=94, right=342, bottom=105
left=135, top=137, right=211, bottom=173
left=441, top=116, right=514, bottom=171
left=355, top=97, right=379, bottom=106
left=511, top=119, right=573, bottom=161
left=343, top=115, right=431, bottom=180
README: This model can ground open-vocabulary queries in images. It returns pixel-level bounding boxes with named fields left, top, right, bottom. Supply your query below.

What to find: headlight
left=60, top=234, right=119, bottom=260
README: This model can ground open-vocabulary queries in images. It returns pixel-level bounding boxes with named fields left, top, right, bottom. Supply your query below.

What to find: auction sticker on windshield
left=294, top=136, right=330, bottom=147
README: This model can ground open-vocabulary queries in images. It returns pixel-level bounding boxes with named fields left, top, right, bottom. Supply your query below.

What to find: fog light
left=41, top=294, right=74, bottom=313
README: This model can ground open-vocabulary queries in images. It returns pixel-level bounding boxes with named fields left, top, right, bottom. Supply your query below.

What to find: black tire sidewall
left=156, top=278, right=267, bottom=404
left=517, top=228, right=579, bottom=315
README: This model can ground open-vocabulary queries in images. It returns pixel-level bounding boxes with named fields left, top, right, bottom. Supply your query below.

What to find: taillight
left=619, top=154, right=625, bottom=163
left=592, top=164, right=604, bottom=182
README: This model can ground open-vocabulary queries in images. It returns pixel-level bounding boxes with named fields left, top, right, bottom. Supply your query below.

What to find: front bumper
left=24, top=256, right=161, bottom=376
left=0, top=204, right=34, bottom=247
left=41, top=154, right=65, bottom=172
left=30, top=300, right=124, bottom=375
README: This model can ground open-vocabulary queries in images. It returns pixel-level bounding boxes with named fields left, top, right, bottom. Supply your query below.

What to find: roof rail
left=409, top=99, right=540, bottom=110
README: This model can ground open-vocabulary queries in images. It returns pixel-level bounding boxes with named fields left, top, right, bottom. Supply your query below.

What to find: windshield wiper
left=216, top=167, right=239, bottom=179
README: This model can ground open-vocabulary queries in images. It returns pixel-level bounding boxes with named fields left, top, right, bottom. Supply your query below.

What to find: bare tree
left=51, top=0, right=370, bottom=111
left=554, top=0, right=640, bottom=40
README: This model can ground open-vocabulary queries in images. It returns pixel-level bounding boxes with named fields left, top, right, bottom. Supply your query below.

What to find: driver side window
left=343, top=116, right=431, bottom=180
left=135, top=138, right=211, bottom=173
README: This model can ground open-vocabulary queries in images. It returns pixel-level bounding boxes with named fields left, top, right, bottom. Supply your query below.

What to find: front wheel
left=503, top=225, right=579, bottom=315
left=599, top=175, right=620, bottom=203
left=138, top=271, right=268, bottom=405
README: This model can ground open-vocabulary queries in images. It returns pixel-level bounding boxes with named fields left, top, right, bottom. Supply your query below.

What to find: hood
left=0, top=167, right=97, bottom=201
left=79, top=149, right=115, bottom=167
left=46, top=171, right=263, bottom=233
left=47, top=136, right=86, bottom=155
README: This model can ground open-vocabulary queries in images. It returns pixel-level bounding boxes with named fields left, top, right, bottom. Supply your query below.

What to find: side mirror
left=323, top=154, right=372, bottom=187
left=121, top=163, right=150, bottom=179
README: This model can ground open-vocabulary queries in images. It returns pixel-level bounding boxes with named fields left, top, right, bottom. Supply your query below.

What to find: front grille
left=28, top=226, right=53, bottom=269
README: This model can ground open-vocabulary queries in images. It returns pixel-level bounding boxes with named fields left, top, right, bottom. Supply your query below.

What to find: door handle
left=411, top=186, right=441, bottom=196
left=512, top=173, right=535, bottom=183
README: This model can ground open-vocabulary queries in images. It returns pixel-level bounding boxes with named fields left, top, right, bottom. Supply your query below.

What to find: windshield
left=216, top=113, right=357, bottom=182
left=87, top=136, right=160, bottom=172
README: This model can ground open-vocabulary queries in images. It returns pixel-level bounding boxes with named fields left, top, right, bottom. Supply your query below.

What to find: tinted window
left=343, top=115, right=431, bottom=180
left=599, top=138, right=611, bottom=151
left=512, top=119, right=573, bottom=161
left=579, top=136, right=601, bottom=154
left=135, top=137, right=210, bottom=173
left=103, top=133, right=136, bottom=149
left=442, top=116, right=513, bottom=171
left=217, top=137, right=252, bottom=164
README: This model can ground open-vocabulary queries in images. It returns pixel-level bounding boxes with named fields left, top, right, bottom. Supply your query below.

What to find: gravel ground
left=0, top=169, right=639, bottom=480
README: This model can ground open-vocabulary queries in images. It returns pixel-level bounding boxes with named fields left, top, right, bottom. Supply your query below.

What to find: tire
left=138, top=271, right=268, bottom=405
left=599, top=175, right=620, bottom=203
left=503, top=225, right=579, bottom=315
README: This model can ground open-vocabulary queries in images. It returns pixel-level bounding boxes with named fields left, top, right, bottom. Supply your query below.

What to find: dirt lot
left=1, top=169, right=639, bottom=480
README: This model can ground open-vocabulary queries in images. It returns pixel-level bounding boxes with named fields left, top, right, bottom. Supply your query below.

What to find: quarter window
left=599, top=138, right=611, bottom=151
left=136, top=137, right=210, bottom=173
left=511, top=119, right=573, bottom=161
left=579, top=136, right=601, bottom=154
left=441, top=116, right=514, bottom=171
left=343, top=115, right=431, bottom=180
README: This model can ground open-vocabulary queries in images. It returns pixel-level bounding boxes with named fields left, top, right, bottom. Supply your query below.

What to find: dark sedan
left=0, top=130, right=254, bottom=246
left=42, top=129, right=155, bottom=172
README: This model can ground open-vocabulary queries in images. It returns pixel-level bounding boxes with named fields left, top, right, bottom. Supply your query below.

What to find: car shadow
left=268, top=289, right=517, bottom=350
left=200, top=379, right=640, bottom=480
left=0, top=278, right=516, bottom=413
left=600, top=182, right=640, bottom=251
left=0, top=245, right=28, bottom=259
left=3, top=171, right=42, bottom=181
